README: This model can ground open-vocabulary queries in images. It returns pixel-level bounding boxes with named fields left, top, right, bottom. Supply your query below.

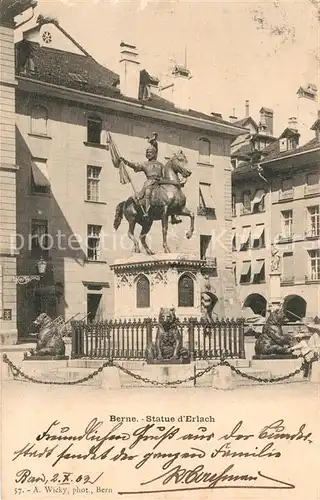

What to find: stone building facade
left=232, top=120, right=320, bottom=320
left=0, top=0, right=37, bottom=344
left=11, top=17, right=244, bottom=338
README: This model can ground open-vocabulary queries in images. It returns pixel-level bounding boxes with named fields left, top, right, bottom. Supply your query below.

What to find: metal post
left=238, top=319, right=245, bottom=359
left=188, top=318, right=195, bottom=361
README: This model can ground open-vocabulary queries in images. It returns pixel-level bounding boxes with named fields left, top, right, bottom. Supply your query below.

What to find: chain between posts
left=2, top=353, right=315, bottom=387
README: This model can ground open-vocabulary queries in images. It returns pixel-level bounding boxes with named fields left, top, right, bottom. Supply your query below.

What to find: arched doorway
left=283, top=295, right=307, bottom=321
left=243, top=293, right=267, bottom=317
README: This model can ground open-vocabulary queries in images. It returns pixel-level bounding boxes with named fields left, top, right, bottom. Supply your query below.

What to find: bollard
left=212, top=364, right=233, bottom=390
left=101, top=366, right=121, bottom=389
left=310, top=360, right=320, bottom=383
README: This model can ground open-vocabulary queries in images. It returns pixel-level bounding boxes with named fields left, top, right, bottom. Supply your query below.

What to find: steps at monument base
left=42, top=367, right=104, bottom=386
left=195, top=359, right=250, bottom=387
left=232, top=367, right=306, bottom=387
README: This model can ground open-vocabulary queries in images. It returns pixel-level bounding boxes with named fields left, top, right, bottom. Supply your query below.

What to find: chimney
left=229, top=108, right=238, bottom=123
left=171, top=64, right=192, bottom=110
left=288, top=116, right=298, bottom=130
left=245, top=100, right=250, bottom=117
left=260, top=107, right=274, bottom=135
left=119, top=42, right=140, bottom=100
left=296, top=83, right=318, bottom=145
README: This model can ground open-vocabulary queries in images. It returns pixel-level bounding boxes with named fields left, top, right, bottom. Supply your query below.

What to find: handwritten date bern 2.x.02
left=11, top=417, right=313, bottom=495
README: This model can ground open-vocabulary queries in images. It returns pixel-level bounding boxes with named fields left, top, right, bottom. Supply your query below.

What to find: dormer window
left=279, top=138, right=288, bottom=152
left=287, top=137, right=298, bottom=150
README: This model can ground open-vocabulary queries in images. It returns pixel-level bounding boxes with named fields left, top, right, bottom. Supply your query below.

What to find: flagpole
left=107, top=132, right=147, bottom=217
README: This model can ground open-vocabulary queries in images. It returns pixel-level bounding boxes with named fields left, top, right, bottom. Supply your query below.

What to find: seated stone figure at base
left=28, top=312, right=66, bottom=357
left=255, top=306, right=295, bottom=357
left=146, top=307, right=189, bottom=362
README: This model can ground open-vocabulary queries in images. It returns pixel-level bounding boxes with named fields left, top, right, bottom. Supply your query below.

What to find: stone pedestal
left=143, top=364, right=194, bottom=387
left=110, top=253, right=216, bottom=320
left=269, top=271, right=281, bottom=305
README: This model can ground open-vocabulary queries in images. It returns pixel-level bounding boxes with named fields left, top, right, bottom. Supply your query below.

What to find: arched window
left=178, top=273, right=194, bottom=307
left=136, top=275, right=150, bottom=308
left=30, top=105, right=48, bottom=136
left=198, top=138, right=211, bottom=164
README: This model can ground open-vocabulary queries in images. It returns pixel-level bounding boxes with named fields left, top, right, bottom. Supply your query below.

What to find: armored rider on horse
left=113, top=132, right=194, bottom=254
left=119, top=133, right=182, bottom=224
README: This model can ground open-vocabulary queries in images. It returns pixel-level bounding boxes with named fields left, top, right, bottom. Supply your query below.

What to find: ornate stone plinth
left=269, top=271, right=281, bottom=305
left=110, top=253, right=216, bottom=320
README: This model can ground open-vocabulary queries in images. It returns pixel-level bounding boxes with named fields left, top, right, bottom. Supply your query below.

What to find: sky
left=16, top=0, right=319, bottom=135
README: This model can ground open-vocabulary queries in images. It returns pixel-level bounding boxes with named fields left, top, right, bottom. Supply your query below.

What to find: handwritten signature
left=119, top=463, right=295, bottom=495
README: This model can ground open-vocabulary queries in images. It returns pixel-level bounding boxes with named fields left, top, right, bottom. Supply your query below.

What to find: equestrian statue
left=111, top=133, right=195, bottom=255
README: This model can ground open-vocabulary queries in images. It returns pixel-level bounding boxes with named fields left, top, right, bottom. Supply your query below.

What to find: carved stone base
left=252, top=354, right=297, bottom=360
left=146, top=357, right=191, bottom=365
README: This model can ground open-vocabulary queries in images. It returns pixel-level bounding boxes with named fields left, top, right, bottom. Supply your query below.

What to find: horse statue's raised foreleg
left=139, top=220, right=154, bottom=255
left=179, top=206, right=195, bottom=239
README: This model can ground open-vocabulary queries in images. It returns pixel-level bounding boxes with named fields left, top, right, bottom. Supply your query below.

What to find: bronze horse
left=113, top=152, right=194, bottom=254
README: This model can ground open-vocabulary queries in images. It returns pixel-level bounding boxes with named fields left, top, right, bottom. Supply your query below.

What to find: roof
left=15, top=40, right=236, bottom=128
left=279, top=127, right=300, bottom=139
left=232, top=136, right=320, bottom=181
left=233, top=116, right=258, bottom=130
left=260, top=106, right=274, bottom=114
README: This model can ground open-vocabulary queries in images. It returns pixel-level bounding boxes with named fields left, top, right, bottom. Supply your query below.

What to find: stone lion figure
left=255, top=307, right=295, bottom=357
left=28, top=313, right=65, bottom=357
left=146, top=307, right=189, bottom=362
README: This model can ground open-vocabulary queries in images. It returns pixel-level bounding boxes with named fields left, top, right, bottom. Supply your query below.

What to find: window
left=287, top=137, right=298, bottom=150
left=307, top=206, right=320, bottom=237
left=279, top=138, right=287, bottom=152
left=136, top=275, right=150, bottom=308
left=31, top=158, right=50, bottom=194
left=308, top=250, right=320, bottom=281
left=198, top=138, right=211, bottom=164
left=87, top=166, right=101, bottom=202
left=87, top=118, right=102, bottom=144
left=232, top=194, right=236, bottom=216
left=198, top=182, right=215, bottom=217
left=282, top=252, right=294, bottom=282
left=242, top=191, right=251, bottom=213
left=233, top=263, right=237, bottom=284
left=87, top=224, right=102, bottom=261
left=281, top=210, right=293, bottom=239
left=240, top=261, right=251, bottom=284
left=251, top=224, right=265, bottom=249
left=252, top=260, right=265, bottom=284
left=280, top=178, right=293, bottom=199
left=305, top=173, right=320, bottom=195
left=240, top=226, right=251, bottom=251
left=251, top=189, right=265, bottom=213
left=178, top=274, right=194, bottom=307
left=307, top=173, right=318, bottom=186
left=30, top=219, right=49, bottom=258
left=200, top=235, right=212, bottom=260
left=30, top=106, right=48, bottom=136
